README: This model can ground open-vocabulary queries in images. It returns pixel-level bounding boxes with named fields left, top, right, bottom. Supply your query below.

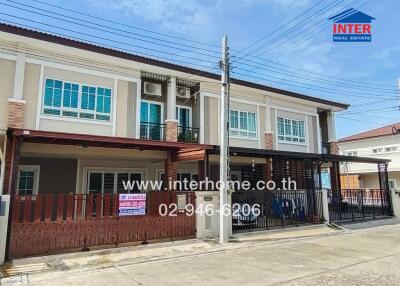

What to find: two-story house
left=0, top=22, right=357, bottom=197
left=0, top=23, right=394, bottom=258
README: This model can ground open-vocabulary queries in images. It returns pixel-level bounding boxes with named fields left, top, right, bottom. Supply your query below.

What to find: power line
left=234, top=0, right=327, bottom=57
left=336, top=115, right=397, bottom=126
left=0, top=42, right=222, bottom=87
left=0, top=16, right=220, bottom=70
left=232, top=68, right=398, bottom=100
left=10, top=0, right=396, bottom=92
left=28, top=0, right=220, bottom=49
left=269, top=0, right=369, bottom=61
left=232, top=0, right=349, bottom=67
left=2, top=0, right=220, bottom=57
left=233, top=60, right=399, bottom=94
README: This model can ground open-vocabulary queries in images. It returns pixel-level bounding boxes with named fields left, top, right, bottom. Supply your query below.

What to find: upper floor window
left=277, top=117, right=305, bottom=143
left=347, top=151, right=358, bottom=156
left=372, top=146, right=398, bottom=154
left=230, top=110, right=257, bottom=138
left=43, top=78, right=112, bottom=122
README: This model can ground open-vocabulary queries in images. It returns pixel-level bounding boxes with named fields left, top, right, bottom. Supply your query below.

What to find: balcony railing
left=178, top=126, right=199, bottom=143
left=140, top=122, right=165, bottom=141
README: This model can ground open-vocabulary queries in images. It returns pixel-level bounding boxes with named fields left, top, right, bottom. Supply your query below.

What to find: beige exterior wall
left=0, top=30, right=341, bottom=151
left=0, top=59, right=15, bottom=130
left=22, top=63, right=40, bottom=130
left=204, top=96, right=219, bottom=145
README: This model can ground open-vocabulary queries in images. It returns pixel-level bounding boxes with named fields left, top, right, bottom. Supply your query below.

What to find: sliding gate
left=232, top=190, right=324, bottom=232
left=8, top=191, right=195, bottom=258
left=328, top=189, right=392, bottom=223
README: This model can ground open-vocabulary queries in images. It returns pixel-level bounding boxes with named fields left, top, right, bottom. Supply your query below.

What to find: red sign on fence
left=119, top=194, right=147, bottom=216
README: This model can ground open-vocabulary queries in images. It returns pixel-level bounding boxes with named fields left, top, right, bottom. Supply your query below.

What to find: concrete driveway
left=2, top=220, right=400, bottom=285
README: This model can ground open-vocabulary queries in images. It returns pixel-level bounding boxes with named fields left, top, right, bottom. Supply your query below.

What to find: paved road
left=2, top=222, right=400, bottom=285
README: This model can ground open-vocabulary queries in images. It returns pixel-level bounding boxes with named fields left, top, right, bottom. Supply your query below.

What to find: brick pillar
left=264, top=132, right=273, bottom=150
left=329, top=141, right=339, bottom=155
left=165, top=120, right=178, bottom=142
left=8, top=99, right=25, bottom=129
left=164, top=151, right=177, bottom=190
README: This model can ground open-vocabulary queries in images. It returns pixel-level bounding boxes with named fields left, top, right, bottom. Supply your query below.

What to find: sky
left=0, top=0, right=399, bottom=139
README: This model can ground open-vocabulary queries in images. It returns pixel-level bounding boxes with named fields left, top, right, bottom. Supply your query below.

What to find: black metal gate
left=328, top=189, right=392, bottom=223
left=231, top=190, right=324, bottom=232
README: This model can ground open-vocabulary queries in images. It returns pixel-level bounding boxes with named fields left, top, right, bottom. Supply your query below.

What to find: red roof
left=340, top=122, right=400, bottom=142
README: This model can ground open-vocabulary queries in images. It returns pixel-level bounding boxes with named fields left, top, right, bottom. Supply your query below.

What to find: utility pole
left=219, top=34, right=230, bottom=244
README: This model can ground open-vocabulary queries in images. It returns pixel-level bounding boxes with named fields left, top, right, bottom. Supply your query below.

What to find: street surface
left=1, top=220, right=400, bottom=285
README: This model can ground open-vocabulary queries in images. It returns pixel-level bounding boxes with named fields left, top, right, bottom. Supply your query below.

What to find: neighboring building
left=339, top=122, right=400, bottom=189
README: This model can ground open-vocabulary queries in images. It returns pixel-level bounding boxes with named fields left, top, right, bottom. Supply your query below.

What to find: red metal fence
left=9, top=192, right=196, bottom=258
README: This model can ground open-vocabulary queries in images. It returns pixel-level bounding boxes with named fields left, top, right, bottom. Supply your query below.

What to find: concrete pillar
left=165, top=76, right=178, bottom=142
left=326, top=111, right=338, bottom=155
left=0, top=195, right=10, bottom=265
left=13, top=53, right=26, bottom=101
left=195, top=191, right=220, bottom=239
left=390, top=189, right=400, bottom=217
left=8, top=52, right=26, bottom=129
left=321, top=189, right=330, bottom=224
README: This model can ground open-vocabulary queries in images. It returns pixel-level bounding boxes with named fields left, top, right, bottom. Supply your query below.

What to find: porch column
left=264, top=157, right=272, bottom=182
left=326, top=111, right=338, bottom=155
left=165, top=76, right=178, bottom=142
left=164, top=150, right=177, bottom=190
left=8, top=53, right=26, bottom=129
left=330, top=161, right=341, bottom=190
left=7, top=136, right=23, bottom=195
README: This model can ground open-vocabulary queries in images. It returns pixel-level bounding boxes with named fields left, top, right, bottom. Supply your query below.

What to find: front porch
left=3, top=129, right=211, bottom=258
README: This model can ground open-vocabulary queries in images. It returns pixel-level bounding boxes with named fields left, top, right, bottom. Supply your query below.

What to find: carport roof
left=212, top=146, right=390, bottom=164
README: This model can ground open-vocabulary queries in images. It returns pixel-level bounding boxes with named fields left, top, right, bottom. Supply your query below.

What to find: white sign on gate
left=119, top=194, right=147, bottom=216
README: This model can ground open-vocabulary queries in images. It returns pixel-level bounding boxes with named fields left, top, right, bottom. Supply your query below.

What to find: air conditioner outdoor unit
left=176, top=86, right=191, bottom=99
left=144, top=82, right=162, bottom=97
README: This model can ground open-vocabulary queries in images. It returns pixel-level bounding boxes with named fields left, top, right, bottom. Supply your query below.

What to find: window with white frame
left=372, top=146, right=398, bottom=154
left=87, top=170, right=144, bottom=194
left=43, top=78, right=112, bottom=122
left=277, top=117, right=305, bottom=143
left=17, top=165, right=40, bottom=196
left=229, top=110, right=257, bottom=138
left=347, top=151, right=358, bottom=156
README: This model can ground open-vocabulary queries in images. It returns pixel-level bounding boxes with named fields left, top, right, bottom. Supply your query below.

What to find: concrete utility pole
left=219, top=34, right=230, bottom=244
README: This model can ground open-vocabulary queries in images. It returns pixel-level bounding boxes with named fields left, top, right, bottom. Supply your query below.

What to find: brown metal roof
left=339, top=122, right=400, bottom=142
left=0, top=23, right=349, bottom=109
left=12, top=129, right=214, bottom=151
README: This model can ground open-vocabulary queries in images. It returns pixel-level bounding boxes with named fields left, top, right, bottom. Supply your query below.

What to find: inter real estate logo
left=329, top=8, right=376, bottom=42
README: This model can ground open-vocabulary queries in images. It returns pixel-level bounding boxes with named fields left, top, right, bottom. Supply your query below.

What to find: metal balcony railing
left=140, top=122, right=165, bottom=141
left=178, top=126, right=199, bottom=143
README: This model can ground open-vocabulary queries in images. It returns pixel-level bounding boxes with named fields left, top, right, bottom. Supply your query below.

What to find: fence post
left=321, top=189, right=330, bottom=224
left=0, top=195, right=10, bottom=264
